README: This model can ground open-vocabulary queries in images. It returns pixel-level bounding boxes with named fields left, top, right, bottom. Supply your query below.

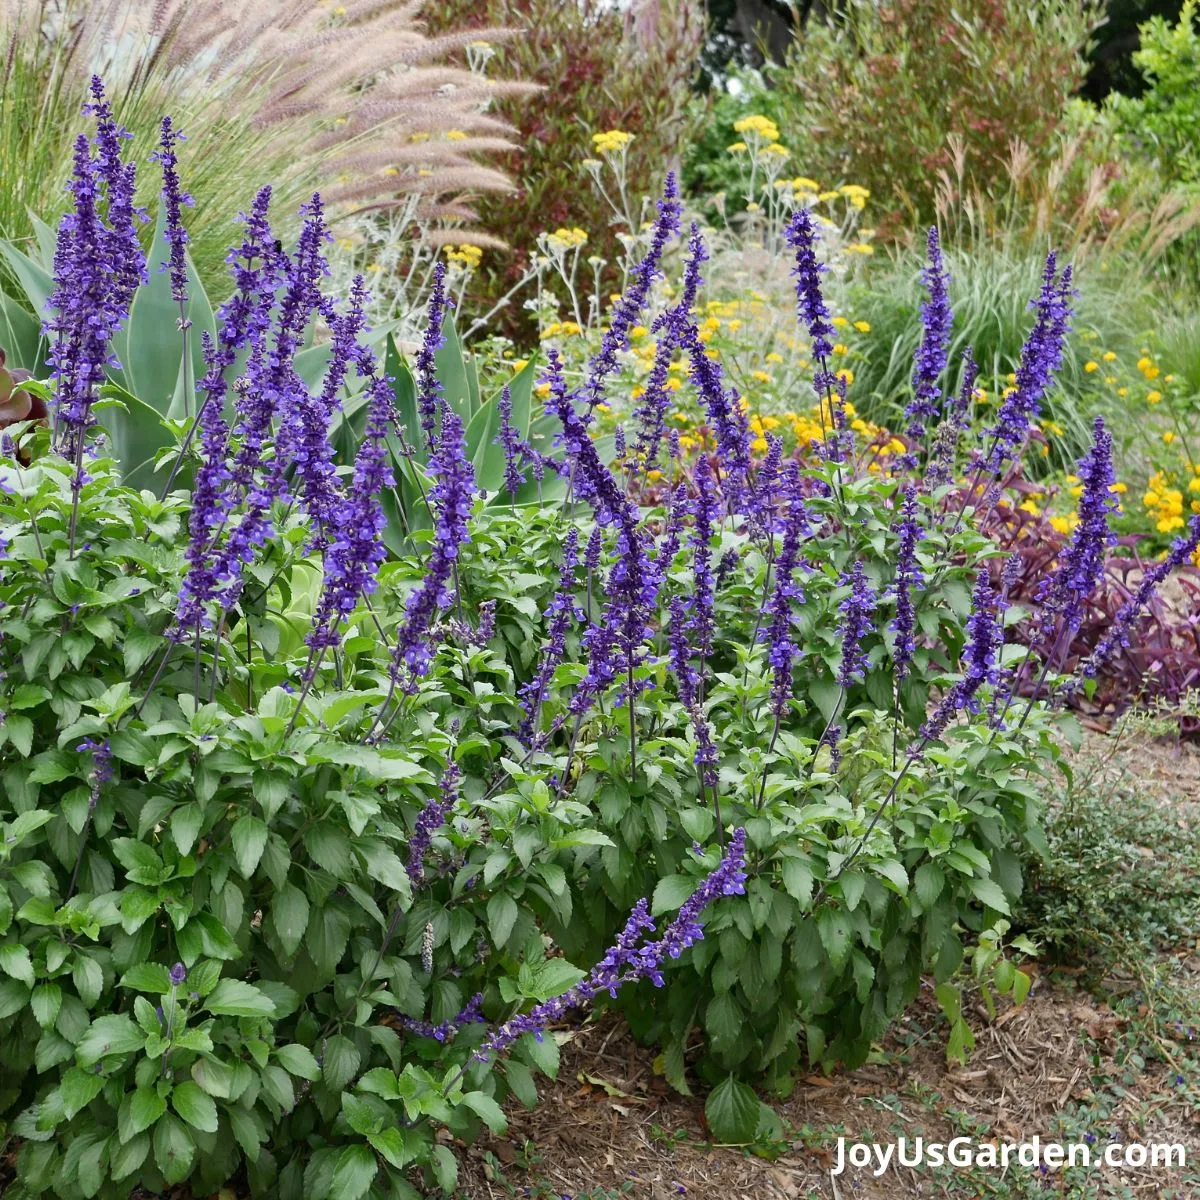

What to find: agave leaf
left=114, top=205, right=215, bottom=418
left=467, top=357, right=537, bottom=494
left=25, top=209, right=59, bottom=267
left=0, top=242, right=55, bottom=320
left=0, top=289, right=48, bottom=377
left=385, top=334, right=424, bottom=465
left=293, top=340, right=333, bottom=391
left=95, top=382, right=174, bottom=490
left=433, top=312, right=474, bottom=427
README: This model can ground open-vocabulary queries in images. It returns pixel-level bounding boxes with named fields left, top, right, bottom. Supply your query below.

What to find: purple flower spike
left=474, top=830, right=747, bottom=1061
left=389, top=402, right=476, bottom=686
left=416, top=261, right=451, bottom=455
left=169, top=963, right=187, bottom=988
left=579, top=173, right=681, bottom=418
left=406, top=761, right=462, bottom=886
left=836, top=561, right=877, bottom=688
left=759, top=466, right=810, bottom=718
left=46, top=79, right=147, bottom=457
left=983, top=255, right=1074, bottom=480
left=905, top=227, right=953, bottom=443
left=918, top=571, right=1002, bottom=745
left=1038, top=416, right=1116, bottom=639
left=150, top=116, right=194, bottom=310
left=890, top=484, right=925, bottom=683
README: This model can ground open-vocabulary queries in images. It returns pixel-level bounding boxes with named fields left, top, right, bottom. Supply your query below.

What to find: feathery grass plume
left=0, top=0, right=526, bottom=289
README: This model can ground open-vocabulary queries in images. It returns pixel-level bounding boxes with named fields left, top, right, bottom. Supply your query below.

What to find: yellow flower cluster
left=1136, top=354, right=1161, bottom=381
left=444, top=244, right=482, bottom=269
left=732, top=114, right=780, bottom=143
left=546, top=227, right=588, bottom=251
left=539, top=321, right=584, bottom=340
left=1144, top=470, right=1188, bottom=533
left=592, top=130, right=633, bottom=154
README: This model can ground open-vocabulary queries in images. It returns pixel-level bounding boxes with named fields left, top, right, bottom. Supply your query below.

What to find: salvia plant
left=2, top=82, right=1200, bottom=1198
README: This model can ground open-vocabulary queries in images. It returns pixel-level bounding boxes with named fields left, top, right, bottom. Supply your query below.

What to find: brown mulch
left=456, top=979, right=1199, bottom=1200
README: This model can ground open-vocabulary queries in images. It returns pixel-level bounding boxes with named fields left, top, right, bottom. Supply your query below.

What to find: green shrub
left=1108, top=1, right=1200, bottom=189
left=775, top=0, right=1102, bottom=235
left=421, top=0, right=705, bottom=339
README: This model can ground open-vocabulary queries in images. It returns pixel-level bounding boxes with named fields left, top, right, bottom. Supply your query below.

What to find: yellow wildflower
left=1084, top=361, right=1099, bottom=373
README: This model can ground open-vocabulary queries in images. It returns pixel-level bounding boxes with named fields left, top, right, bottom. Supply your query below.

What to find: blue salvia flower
left=759, top=466, right=810, bottom=718
left=918, top=572, right=1001, bottom=744
left=150, top=116, right=194, bottom=310
left=905, top=227, right=953, bottom=443
left=1038, top=416, right=1116, bottom=638
left=785, top=207, right=837, bottom=387
left=519, top=528, right=583, bottom=741
left=210, top=199, right=332, bottom=612
left=543, top=348, right=632, bottom=529
left=398, top=993, right=485, bottom=1042
left=46, top=83, right=146, bottom=455
left=578, top=173, right=681, bottom=418
left=675, top=228, right=753, bottom=510
left=307, top=373, right=395, bottom=651
left=836, top=561, right=877, bottom=687
left=890, top=484, right=924, bottom=683
left=982, top=255, right=1073, bottom=479
left=687, top=457, right=719, bottom=659
left=173, top=334, right=233, bottom=637
left=1072, top=513, right=1200, bottom=685
left=389, top=403, right=476, bottom=686
left=296, top=274, right=371, bottom=548
left=83, top=77, right=144, bottom=310
left=76, top=737, right=112, bottom=810
left=474, top=830, right=746, bottom=1059
left=630, top=306, right=682, bottom=477
left=496, top=386, right=525, bottom=497
left=406, top=761, right=462, bottom=886
left=415, top=260, right=450, bottom=454
left=925, top=348, right=977, bottom=489
left=667, top=595, right=719, bottom=792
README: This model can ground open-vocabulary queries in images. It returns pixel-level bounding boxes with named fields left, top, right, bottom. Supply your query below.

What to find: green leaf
left=204, top=979, right=276, bottom=1018
left=114, top=204, right=215, bottom=421
left=152, top=1113, right=195, bottom=1185
left=504, top=1060, right=538, bottom=1108
left=119, top=963, right=173, bottom=994
left=171, top=1079, right=218, bottom=1132
left=330, top=1143, right=378, bottom=1200
left=431, top=1143, right=458, bottom=1193
left=127, top=1086, right=167, bottom=1138
left=816, top=908, right=853, bottom=972
left=275, top=1043, right=321, bottom=1081
left=704, top=1076, right=761, bottom=1144
left=271, top=883, right=310, bottom=958
left=76, top=1015, right=145, bottom=1066
left=913, top=862, right=944, bottom=909
left=780, top=858, right=814, bottom=908
left=59, top=1067, right=105, bottom=1120
left=651, top=874, right=694, bottom=915
left=31, top=982, right=62, bottom=1029
left=0, top=942, right=35, bottom=986
left=487, top=892, right=518, bottom=948
left=368, top=1126, right=420, bottom=1170
left=231, top=816, right=268, bottom=879
left=969, top=877, right=1011, bottom=916
left=462, top=1090, right=508, bottom=1135
left=322, top=1034, right=361, bottom=1091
